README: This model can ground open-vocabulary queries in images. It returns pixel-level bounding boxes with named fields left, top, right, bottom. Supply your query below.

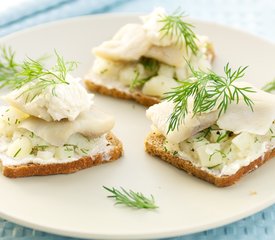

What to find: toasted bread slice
left=85, top=44, right=215, bottom=107
left=1, top=132, right=123, bottom=178
left=145, top=132, right=275, bottom=187
left=84, top=80, right=159, bottom=106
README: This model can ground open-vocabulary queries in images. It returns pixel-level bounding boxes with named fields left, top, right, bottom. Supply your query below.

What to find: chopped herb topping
left=13, top=148, right=22, bottom=157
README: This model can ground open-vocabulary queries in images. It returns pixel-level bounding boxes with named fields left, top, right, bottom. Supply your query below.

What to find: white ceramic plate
left=0, top=14, right=275, bottom=240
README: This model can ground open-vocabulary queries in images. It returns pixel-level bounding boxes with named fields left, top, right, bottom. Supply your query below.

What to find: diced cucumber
left=232, top=132, right=255, bottom=151
left=37, top=150, right=54, bottom=160
left=67, top=133, right=89, bottom=147
left=6, top=137, right=32, bottom=158
left=55, top=145, right=75, bottom=159
left=175, top=67, right=188, bottom=81
left=119, top=63, right=149, bottom=87
left=196, top=143, right=223, bottom=167
left=142, top=76, right=178, bottom=97
left=92, top=58, right=122, bottom=79
left=119, top=65, right=138, bottom=86
left=158, top=64, right=175, bottom=78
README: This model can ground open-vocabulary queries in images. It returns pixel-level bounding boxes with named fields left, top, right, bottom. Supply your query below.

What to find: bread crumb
left=249, top=191, right=257, bottom=196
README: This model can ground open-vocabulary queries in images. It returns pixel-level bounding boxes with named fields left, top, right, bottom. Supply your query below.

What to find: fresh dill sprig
left=209, top=150, right=226, bottom=162
left=0, top=46, right=77, bottom=102
left=103, top=186, right=158, bottom=209
left=30, top=145, right=49, bottom=155
left=207, top=163, right=222, bottom=170
left=140, top=57, right=159, bottom=73
left=216, top=131, right=230, bottom=143
left=17, top=50, right=77, bottom=102
left=129, top=58, right=159, bottom=91
left=13, top=148, right=22, bottom=158
left=201, top=126, right=212, bottom=138
left=262, top=78, right=275, bottom=93
left=129, top=71, right=150, bottom=91
left=165, top=63, right=255, bottom=133
left=159, top=9, right=198, bottom=54
left=0, top=46, right=21, bottom=89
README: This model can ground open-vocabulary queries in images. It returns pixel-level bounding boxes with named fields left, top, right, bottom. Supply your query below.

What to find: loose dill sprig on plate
left=262, top=78, right=275, bottom=93
left=164, top=63, right=255, bottom=133
left=103, top=186, right=158, bottom=209
left=0, top=46, right=77, bottom=102
left=159, top=9, right=198, bottom=54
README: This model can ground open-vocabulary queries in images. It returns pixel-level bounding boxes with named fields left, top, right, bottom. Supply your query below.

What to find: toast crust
left=84, top=80, right=160, bottom=106
left=85, top=44, right=215, bottom=107
left=145, top=132, right=275, bottom=187
left=1, top=132, right=123, bottom=178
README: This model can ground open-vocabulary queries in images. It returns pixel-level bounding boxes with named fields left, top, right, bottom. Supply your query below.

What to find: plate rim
left=1, top=12, right=274, bottom=47
left=0, top=197, right=274, bottom=239
left=0, top=13, right=275, bottom=239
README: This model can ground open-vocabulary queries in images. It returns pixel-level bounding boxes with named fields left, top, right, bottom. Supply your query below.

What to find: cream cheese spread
left=161, top=124, right=274, bottom=176
left=0, top=133, right=112, bottom=167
